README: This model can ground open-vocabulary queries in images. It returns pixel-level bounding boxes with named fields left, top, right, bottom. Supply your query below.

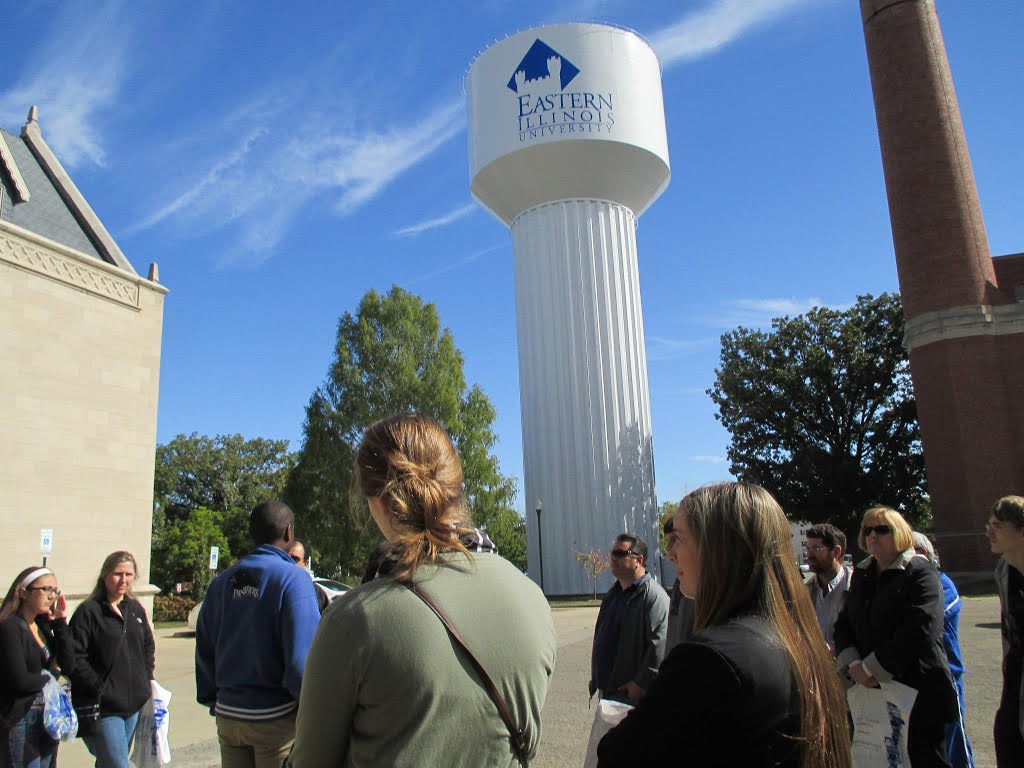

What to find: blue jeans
left=0, top=707, right=55, bottom=768
left=82, top=713, right=139, bottom=768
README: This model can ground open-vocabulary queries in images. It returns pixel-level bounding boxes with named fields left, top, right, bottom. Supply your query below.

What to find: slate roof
left=0, top=127, right=107, bottom=261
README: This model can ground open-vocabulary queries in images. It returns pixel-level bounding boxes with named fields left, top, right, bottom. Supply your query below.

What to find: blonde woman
left=69, top=552, right=155, bottom=768
left=0, top=566, right=75, bottom=768
left=834, top=507, right=957, bottom=767
left=598, top=482, right=851, bottom=768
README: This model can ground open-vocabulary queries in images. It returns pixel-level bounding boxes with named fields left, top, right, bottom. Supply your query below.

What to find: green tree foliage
left=152, top=433, right=294, bottom=590
left=484, top=508, right=528, bottom=571
left=286, top=286, right=519, bottom=577
left=151, top=507, right=230, bottom=599
left=707, top=293, right=928, bottom=538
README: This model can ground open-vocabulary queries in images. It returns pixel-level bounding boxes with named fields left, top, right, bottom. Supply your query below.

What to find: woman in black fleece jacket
left=0, top=565, right=76, bottom=768
left=69, top=551, right=155, bottom=768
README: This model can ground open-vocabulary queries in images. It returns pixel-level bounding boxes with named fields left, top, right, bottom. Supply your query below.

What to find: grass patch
left=548, top=596, right=602, bottom=610
left=155, top=621, right=189, bottom=630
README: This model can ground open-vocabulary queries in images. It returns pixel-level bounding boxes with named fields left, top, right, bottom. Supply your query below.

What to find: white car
left=186, top=578, right=352, bottom=630
left=312, top=577, right=352, bottom=602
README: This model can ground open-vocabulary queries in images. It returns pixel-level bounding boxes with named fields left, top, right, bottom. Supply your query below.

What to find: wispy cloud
left=690, top=455, right=727, bottom=464
left=711, top=296, right=854, bottom=329
left=646, top=335, right=716, bottom=362
left=394, top=203, right=477, bottom=237
left=649, top=0, right=820, bottom=68
left=0, top=3, right=128, bottom=168
left=128, top=97, right=466, bottom=260
left=402, top=244, right=504, bottom=287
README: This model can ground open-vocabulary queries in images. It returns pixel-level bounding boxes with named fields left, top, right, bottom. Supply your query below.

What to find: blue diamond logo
left=507, top=39, right=580, bottom=93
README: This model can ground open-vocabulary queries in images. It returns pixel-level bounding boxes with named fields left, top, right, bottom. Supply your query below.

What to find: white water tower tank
left=467, top=23, right=671, bottom=595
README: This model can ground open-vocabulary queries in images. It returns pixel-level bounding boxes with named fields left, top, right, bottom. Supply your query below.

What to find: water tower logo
left=507, top=38, right=615, bottom=142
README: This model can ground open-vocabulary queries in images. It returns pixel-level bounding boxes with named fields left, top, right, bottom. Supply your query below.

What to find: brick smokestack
left=861, top=0, right=1024, bottom=571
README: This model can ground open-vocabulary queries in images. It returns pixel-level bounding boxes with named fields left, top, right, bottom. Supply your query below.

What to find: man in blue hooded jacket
left=196, top=500, right=321, bottom=768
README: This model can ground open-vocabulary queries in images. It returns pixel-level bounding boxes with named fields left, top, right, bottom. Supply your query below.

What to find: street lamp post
left=536, top=500, right=544, bottom=593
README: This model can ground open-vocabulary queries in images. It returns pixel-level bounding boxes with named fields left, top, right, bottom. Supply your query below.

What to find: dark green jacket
left=589, top=573, right=670, bottom=700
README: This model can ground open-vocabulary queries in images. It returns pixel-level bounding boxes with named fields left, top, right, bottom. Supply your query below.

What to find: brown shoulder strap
left=402, top=581, right=528, bottom=765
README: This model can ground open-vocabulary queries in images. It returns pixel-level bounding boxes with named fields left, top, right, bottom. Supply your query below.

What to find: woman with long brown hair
left=0, top=566, right=75, bottom=768
left=288, top=412, right=556, bottom=767
left=69, top=552, right=155, bottom=768
left=598, top=482, right=852, bottom=768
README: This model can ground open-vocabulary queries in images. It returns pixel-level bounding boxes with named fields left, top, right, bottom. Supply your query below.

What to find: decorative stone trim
left=0, top=220, right=167, bottom=308
left=21, top=112, right=135, bottom=274
left=0, top=131, right=30, bottom=202
left=905, top=301, right=1024, bottom=351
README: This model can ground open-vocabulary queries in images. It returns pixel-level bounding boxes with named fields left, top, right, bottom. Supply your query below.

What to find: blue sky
left=3, top=0, right=1021, bottom=513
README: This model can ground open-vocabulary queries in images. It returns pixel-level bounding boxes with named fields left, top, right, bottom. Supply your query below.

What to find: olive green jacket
left=287, top=553, right=556, bottom=767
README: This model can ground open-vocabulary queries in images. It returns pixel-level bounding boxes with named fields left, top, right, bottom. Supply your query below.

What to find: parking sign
left=40, top=529, right=53, bottom=556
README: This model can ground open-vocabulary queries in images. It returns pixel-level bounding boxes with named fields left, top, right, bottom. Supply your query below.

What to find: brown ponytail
left=356, top=413, right=475, bottom=582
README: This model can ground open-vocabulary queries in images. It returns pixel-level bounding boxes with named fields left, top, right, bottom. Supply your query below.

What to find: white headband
left=19, top=568, right=54, bottom=591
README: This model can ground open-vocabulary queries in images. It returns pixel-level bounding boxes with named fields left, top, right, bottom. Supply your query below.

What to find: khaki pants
left=216, top=713, right=296, bottom=768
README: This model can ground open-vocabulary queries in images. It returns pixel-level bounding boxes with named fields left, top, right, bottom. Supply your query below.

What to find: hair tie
left=19, top=568, right=53, bottom=591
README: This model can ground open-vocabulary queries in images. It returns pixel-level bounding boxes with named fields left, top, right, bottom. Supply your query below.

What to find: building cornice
left=0, top=219, right=168, bottom=309
left=905, top=301, right=1024, bottom=352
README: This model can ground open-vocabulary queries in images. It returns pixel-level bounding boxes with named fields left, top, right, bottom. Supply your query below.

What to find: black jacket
left=598, top=614, right=800, bottom=767
left=0, top=615, right=75, bottom=725
left=833, top=550, right=955, bottom=715
left=69, top=596, right=155, bottom=717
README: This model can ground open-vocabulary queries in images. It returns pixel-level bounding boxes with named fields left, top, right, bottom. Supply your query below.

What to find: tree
left=573, top=545, right=610, bottom=599
left=707, top=293, right=928, bottom=539
left=152, top=433, right=295, bottom=588
left=484, top=508, right=528, bottom=571
left=151, top=507, right=230, bottom=599
left=286, top=286, right=518, bottom=578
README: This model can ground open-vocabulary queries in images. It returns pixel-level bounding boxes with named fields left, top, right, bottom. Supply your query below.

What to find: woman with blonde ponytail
left=598, top=482, right=852, bottom=768
left=288, top=413, right=556, bottom=767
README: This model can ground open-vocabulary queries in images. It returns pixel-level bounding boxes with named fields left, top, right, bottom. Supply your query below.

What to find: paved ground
left=58, top=596, right=1004, bottom=767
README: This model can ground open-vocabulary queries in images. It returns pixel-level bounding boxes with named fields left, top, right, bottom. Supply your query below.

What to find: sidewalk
left=58, top=596, right=1003, bottom=768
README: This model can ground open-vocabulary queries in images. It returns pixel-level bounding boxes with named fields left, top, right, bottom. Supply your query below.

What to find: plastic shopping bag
left=582, top=699, right=634, bottom=768
left=41, top=673, right=78, bottom=741
left=131, top=680, right=172, bottom=767
left=847, top=680, right=918, bottom=768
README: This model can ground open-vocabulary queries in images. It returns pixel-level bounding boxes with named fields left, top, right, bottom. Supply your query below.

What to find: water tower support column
left=513, top=199, right=657, bottom=594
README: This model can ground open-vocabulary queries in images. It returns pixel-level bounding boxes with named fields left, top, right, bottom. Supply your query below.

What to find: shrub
left=153, top=595, right=196, bottom=623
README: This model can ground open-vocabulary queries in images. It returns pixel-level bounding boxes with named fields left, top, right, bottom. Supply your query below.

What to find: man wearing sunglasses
left=589, top=533, right=669, bottom=705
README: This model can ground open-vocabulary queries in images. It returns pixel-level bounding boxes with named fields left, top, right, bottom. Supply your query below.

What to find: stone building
left=0, top=107, right=166, bottom=610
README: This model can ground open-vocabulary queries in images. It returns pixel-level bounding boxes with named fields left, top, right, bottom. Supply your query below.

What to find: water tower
left=467, top=23, right=671, bottom=594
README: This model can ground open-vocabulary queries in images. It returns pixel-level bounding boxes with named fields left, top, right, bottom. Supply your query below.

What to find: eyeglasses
left=610, top=548, right=640, bottom=559
left=26, top=586, right=61, bottom=596
left=862, top=525, right=892, bottom=536
left=289, top=555, right=303, bottom=563
left=806, top=545, right=832, bottom=553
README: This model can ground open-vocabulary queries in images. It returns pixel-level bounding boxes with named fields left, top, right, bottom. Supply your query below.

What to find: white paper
left=847, top=680, right=918, bottom=768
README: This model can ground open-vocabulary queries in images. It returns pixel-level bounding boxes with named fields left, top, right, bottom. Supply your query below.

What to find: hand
left=49, top=593, right=67, bottom=620
left=619, top=681, right=646, bottom=700
left=849, top=662, right=879, bottom=688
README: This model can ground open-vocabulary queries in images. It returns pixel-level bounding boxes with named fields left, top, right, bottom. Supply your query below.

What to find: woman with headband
left=0, top=566, right=75, bottom=768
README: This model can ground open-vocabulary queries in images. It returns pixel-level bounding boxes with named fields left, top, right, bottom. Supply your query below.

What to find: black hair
left=249, top=500, right=294, bottom=545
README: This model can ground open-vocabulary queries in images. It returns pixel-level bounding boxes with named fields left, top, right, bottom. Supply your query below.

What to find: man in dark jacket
left=589, top=533, right=669, bottom=704
left=989, top=495, right=1024, bottom=766
left=195, top=500, right=320, bottom=768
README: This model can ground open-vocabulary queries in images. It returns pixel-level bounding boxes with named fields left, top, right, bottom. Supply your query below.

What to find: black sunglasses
left=610, top=548, right=640, bottom=559
left=289, top=555, right=303, bottom=563
left=862, top=524, right=892, bottom=536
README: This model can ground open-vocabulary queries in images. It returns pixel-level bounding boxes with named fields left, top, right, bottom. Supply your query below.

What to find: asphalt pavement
left=57, top=596, right=1004, bottom=767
